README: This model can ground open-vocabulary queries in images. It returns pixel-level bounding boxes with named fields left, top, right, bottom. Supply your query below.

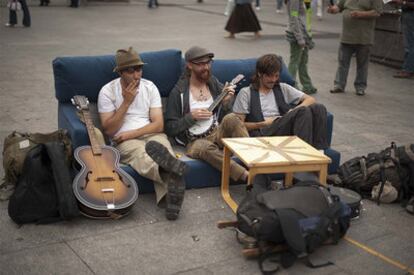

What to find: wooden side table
left=221, top=136, right=331, bottom=213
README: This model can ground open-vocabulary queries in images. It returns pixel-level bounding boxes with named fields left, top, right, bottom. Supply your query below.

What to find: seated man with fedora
left=97, top=46, right=187, bottom=220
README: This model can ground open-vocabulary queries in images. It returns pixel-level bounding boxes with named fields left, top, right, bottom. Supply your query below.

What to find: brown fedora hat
left=113, top=46, right=146, bottom=72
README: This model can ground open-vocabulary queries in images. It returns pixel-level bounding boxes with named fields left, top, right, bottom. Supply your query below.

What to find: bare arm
left=293, top=94, right=315, bottom=109
left=112, top=107, right=164, bottom=144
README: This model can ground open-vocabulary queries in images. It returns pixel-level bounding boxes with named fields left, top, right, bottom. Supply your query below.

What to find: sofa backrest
left=53, top=49, right=295, bottom=104
left=53, top=49, right=183, bottom=103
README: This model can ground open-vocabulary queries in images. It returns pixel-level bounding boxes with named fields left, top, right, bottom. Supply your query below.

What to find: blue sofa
left=53, top=49, right=341, bottom=194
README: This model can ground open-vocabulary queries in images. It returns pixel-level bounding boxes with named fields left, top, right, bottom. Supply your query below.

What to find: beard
left=193, top=68, right=211, bottom=82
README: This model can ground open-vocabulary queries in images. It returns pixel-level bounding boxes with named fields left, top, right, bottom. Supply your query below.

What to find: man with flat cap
left=165, top=46, right=250, bottom=183
left=97, top=46, right=187, bottom=220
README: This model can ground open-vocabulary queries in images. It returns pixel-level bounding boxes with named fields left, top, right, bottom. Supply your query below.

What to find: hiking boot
left=356, top=90, right=365, bottom=96
left=164, top=173, right=186, bottom=220
left=330, top=87, right=344, bottom=94
left=145, top=141, right=187, bottom=176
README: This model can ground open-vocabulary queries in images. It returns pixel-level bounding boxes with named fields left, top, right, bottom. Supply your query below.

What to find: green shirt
left=338, top=0, right=383, bottom=45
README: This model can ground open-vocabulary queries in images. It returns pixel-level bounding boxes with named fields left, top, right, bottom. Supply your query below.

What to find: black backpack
left=236, top=179, right=351, bottom=273
left=8, top=142, right=79, bottom=224
left=336, top=142, right=414, bottom=202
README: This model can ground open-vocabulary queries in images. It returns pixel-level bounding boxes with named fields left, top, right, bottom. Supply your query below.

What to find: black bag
left=336, top=142, right=411, bottom=201
left=8, top=142, right=79, bottom=224
left=236, top=180, right=351, bottom=273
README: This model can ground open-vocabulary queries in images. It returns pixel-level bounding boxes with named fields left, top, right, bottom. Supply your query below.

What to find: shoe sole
left=165, top=174, right=185, bottom=220
left=145, top=141, right=187, bottom=176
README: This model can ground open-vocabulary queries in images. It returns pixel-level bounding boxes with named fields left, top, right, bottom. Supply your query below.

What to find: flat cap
left=185, top=46, right=214, bottom=62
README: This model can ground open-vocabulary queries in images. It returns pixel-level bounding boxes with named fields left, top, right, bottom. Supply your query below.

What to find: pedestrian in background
left=392, top=0, right=414, bottom=79
left=39, top=0, right=50, bottom=6
left=328, top=0, right=383, bottom=96
left=148, top=0, right=159, bottom=8
left=225, top=0, right=262, bottom=39
left=69, top=0, right=79, bottom=7
left=276, top=0, right=284, bottom=13
left=286, top=0, right=317, bottom=94
left=5, top=0, right=30, bottom=27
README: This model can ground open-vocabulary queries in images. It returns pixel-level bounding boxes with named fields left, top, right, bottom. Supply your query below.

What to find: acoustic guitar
left=187, top=74, right=244, bottom=140
left=71, top=95, right=138, bottom=219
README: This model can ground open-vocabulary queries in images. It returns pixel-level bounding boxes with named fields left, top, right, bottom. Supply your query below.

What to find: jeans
left=261, top=104, right=329, bottom=150
left=288, top=42, right=316, bottom=92
left=276, top=0, right=283, bottom=10
left=334, top=43, right=371, bottom=92
left=402, top=11, right=414, bottom=73
left=256, top=0, right=260, bottom=7
left=148, top=0, right=158, bottom=7
left=9, top=0, right=30, bottom=27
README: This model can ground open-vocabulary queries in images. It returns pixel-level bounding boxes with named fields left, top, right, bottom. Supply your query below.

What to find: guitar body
left=73, top=145, right=138, bottom=219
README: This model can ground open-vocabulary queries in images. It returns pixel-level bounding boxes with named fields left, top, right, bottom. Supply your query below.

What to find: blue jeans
left=402, top=11, right=414, bottom=73
left=334, top=43, right=371, bottom=92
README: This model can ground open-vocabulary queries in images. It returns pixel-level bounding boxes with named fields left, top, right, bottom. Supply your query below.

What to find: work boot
left=163, top=173, right=186, bottom=220
left=145, top=141, right=187, bottom=176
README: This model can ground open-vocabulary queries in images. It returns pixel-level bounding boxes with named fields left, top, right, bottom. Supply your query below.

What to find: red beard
left=194, top=68, right=211, bottom=82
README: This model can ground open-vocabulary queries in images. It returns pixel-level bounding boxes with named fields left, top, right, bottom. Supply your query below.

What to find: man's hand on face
left=222, top=81, right=236, bottom=105
left=191, top=108, right=213, bottom=121
left=122, top=79, right=139, bottom=105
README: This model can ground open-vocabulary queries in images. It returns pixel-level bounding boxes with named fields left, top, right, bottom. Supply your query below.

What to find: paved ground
left=0, top=0, right=414, bottom=274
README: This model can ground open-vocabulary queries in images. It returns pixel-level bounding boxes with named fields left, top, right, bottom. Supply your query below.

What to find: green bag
left=2, top=129, right=72, bottom=189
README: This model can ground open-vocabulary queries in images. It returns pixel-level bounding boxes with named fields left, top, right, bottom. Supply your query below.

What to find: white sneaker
left=276, top=9, right=283, bottom=13
left=5, top=23, right=15, bottom=27
left=255, top=6, right=261, bottom=11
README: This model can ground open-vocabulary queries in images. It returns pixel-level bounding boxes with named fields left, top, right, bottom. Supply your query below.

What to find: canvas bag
left=2, top=129, right=72, bottom=190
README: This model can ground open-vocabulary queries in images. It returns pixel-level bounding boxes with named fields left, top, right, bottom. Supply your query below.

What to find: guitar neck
left=208, top=91, right=228, bottom=112
left=81, top=111, right=102, bottom=155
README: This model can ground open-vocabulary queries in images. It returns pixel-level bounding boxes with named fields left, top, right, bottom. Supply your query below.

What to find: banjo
left=187, top=74, right=244, bottom=140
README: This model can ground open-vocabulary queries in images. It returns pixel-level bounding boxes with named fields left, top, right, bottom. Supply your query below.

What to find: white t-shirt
left=233, top=83, right=304, bottom=117
left=97, top=78, right=162, bottom=136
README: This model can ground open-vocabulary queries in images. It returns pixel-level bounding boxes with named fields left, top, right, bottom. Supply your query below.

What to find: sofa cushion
left=53, top=49, right=182, bottom=103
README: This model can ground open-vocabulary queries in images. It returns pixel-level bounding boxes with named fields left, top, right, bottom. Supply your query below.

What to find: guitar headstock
left=229, top=74, right=245, bottom=86
left=71, top=95, right=90, bottom=111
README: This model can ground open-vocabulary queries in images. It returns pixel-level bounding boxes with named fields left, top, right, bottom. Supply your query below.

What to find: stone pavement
left=0, top=0, right=414, bottom=274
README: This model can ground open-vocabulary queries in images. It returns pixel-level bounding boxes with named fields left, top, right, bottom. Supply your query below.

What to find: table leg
left=221, top=146, right=238, bottom=213
left=319, top=164, right=328, bottom=186
left=247, top=169, right=257, bottom=188
left=285, top=173, right=293, bottom=187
